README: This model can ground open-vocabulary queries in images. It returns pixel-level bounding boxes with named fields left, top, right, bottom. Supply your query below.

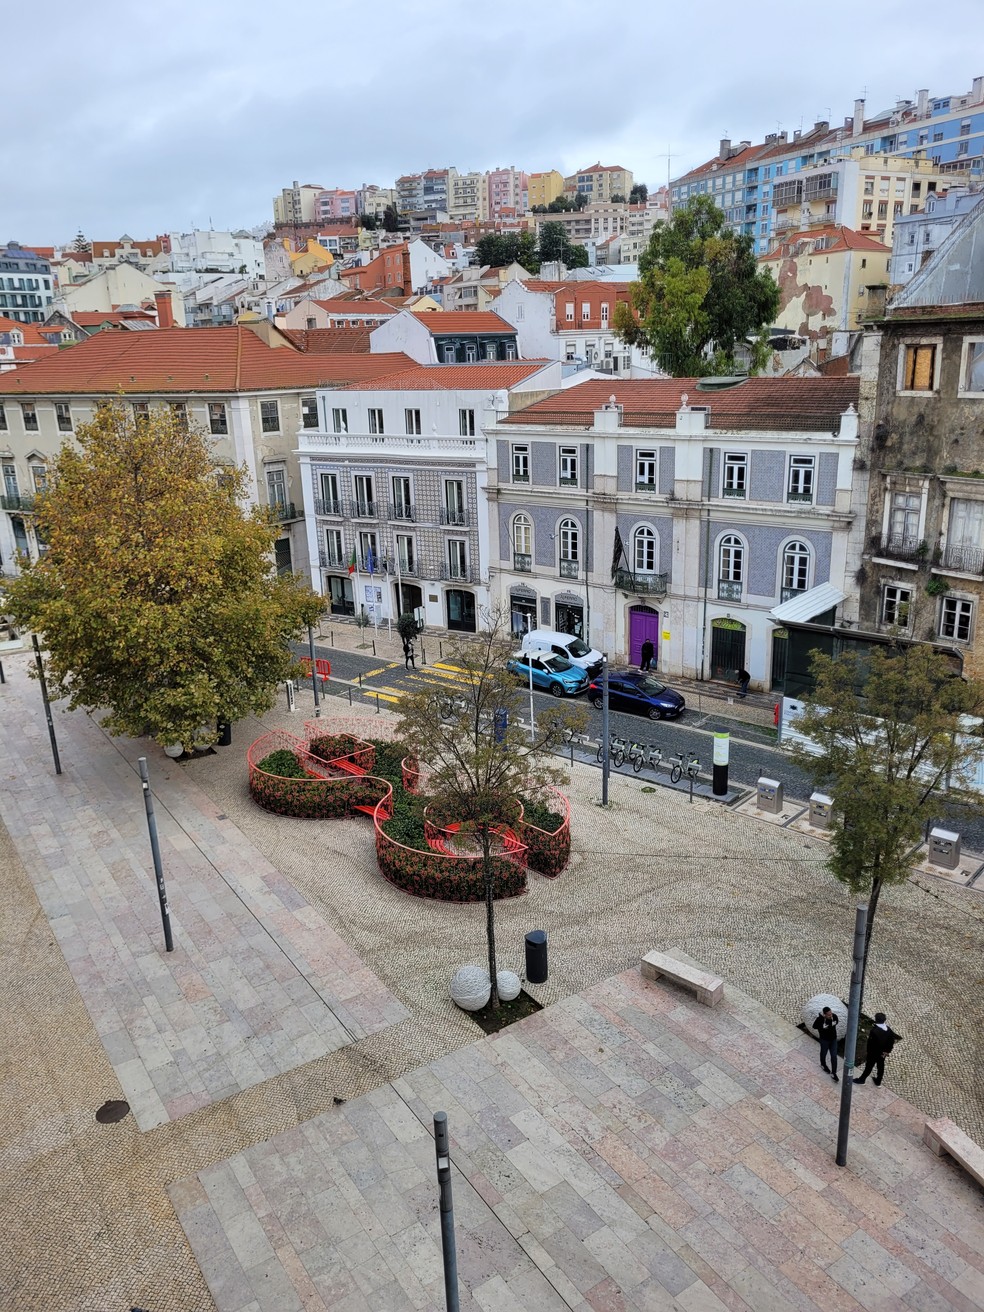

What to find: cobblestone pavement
left=2, top=656, right=984, bottom=1309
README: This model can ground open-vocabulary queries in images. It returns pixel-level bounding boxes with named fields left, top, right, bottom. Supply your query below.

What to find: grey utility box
left=928, top=827, right=961, bottom=871
left=809, top=792, right=833, bottom=829
left=757, top=777, right=782, bottom=814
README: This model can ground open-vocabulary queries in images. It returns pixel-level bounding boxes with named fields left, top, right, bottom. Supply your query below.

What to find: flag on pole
left=612, top=526, right=625, bottom=577
left=347, top=546, right=357, bottom=575
left=366, top=544, right=375, bottom=576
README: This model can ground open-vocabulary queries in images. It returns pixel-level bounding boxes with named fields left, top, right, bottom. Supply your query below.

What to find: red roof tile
left=72, top=310, right=156, bottom=327
left=503, top=376, right=860, bottom=431
left=760, top=225, right=891, bottom=260
left=405, top=311, right=515, bottom=334
left=280, top=328, right=372, bottom=354
left=0, top=316, right=55, bottom=345
left=0, top=326, right=414, bottom=395
left=342, top=361, right=554, bottom=392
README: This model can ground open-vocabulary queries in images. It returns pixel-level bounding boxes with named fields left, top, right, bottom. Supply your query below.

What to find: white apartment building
left=167, top=230, right=266, bottom=278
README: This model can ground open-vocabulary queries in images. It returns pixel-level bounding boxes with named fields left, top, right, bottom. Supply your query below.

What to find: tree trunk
left=858, top=875, right=882, bottom=1013
left=481, top=826, right=499, bottom=1010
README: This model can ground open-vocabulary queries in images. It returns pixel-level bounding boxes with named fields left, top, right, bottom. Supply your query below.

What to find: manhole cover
left=95, top=1099, right=131, bottom=1124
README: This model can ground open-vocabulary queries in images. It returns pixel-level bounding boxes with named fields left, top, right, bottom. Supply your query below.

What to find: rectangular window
left=324, top=528, right=343, bottom=568
left=391, top=475, right=413, bottom=520
left=208, top=403, right=228, bottom=435
left=354, top=474, right=375, bottom=516
left=939, top=596, right=973, bottom=642
left=358, top=530, right=378, bottom=567
left=266, top=467, right=287, bottom=510
left=0, top=403, right=6, bottom=431
left=459, top=408, right=476, bottom=437
left=260, top=399, right=280, bottom=433
left=559, top=446, right=578, bottom=486
left=961, top=339, right=984, bottom=393
left=877, top=201, right=888, bottom=219
left=902, top=343, right=937, bottom=391
left=444, top=480, right=466, bottom=525
left=169, top=401, right=188, bottom=431
left=404, top=408, right=421, bottom=435
left=3, top=462, right=18, bottom=497
left=301, top=396, right=318, bottom=429
left=888, top=491, right=921, bottom=545
left=447, top=538, right=467, bottom=579
left=319, top=472, right=340, bottom=514
left=636, top=449, right=657, bottom=488
left=512, top=444, right=529, bottom=482
left=600, top=303, right=610, bottom=323
left=332, top=407, right=348, bottom=434
left=396, top=533, right=415, bottom=573
left=787, top=456, right=815, bottom=502
left=55, top=401, right=72, bottom=432
left=723, top=452, right=747, bottom=497
left=20, top=402, right=38, bottom=432
left=564, top=302, right=575, bottom=322
left=882, top=584, right=912, bottom=628
left=367, top=408, right=384, bottom=434
left=30, top=463, right=47, bottom=493
left=564, top=340, right=576, bottom=361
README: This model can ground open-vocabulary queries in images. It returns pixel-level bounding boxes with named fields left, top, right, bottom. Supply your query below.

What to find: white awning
left=769, top=582, right=845, bottom=624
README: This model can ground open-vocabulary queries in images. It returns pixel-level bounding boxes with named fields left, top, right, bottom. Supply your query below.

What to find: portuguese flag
left=347, top=547, right=357, bottom=575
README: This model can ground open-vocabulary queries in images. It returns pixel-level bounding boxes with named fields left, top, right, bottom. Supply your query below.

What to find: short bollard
left=375, top=692, right=380, bottom=714
left=285, top=680, right=296, bottom=713
left=809, top=791, right=833, bottom=829
left=525, top=929, right=548, bottom=984
left=928, top=827, right=961, bottom=871
left=757, top=777, right=782, bottom=814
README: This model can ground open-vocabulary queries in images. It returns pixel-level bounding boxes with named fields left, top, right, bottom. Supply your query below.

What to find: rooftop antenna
left=654, top=144, right=680, bottom=194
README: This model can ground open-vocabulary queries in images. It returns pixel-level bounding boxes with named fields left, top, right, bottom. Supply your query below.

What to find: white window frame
left=266, top=466, right=287, bottom=509
left=324, top=527, right=343, bottom=567
left=787, top=455, right=815, bottom=502
left=958, top=336, right=984, bottom=397
left=564, top=302, right=575, bottom=322
left=897, top=338, right=942, bottom=395
left=633, top=526, right=657, bottom=574
left=260, top=399, right=280, bottom=433
left=559, top=446, right=578, bottom=485
left=446, top=538, right=468, bottom=578
left=208, top=402, right=228, bottom=435
left=719, top=535, right=744, bottom=583
left=781, top=540, right=811, bottom=594
left=600, top=303, right=610, bottom=323
left=558, top=517, right=580, bottom=564
left=301, top=395, right=318, bottom=429
left=391, top=475, right=413, bottom=518
left=459, top=408, right=476, bottom=437
left=939, top=595, right=974, bottom=643
left=332, top=407, right=348, bottom=434
left=636, top=449, right=657, bottom=488
left=396, top=533, right=415, bottom=573
left=353, top=474, right=375, bottom=515
left=367, top=408, right=384, bottom=435
left=723, top=451, right=747, bottom=497
left=881, top=583, right=912, bottom=629
left=405, top=408, right=422, bottom=436
left=512, top=513, right=532, bottom=556
left=320, top=472, right=340, bottom=511
left=512, top=444, right=530, bottom=482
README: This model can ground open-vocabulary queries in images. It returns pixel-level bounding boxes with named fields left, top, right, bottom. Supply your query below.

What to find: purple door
left=629, top=607, right=660, bottom=667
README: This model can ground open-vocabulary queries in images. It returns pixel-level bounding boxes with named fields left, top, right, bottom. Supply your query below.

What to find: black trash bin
left=216, top=720, right=232, bottom=747
left=525, top=929, right=548, bottom=984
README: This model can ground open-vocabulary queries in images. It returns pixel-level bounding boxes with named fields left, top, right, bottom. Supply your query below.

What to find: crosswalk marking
left=361, top=689, right=401, bottom=704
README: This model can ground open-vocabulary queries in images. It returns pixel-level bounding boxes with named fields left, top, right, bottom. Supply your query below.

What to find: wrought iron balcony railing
left=614, top=569, right=668, bottom=595
left=513, top=553, right=532, bottom=573
left=717, top=579, right=743, bottom=601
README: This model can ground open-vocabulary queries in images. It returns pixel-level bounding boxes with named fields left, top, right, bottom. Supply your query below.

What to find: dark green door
left=710, top=619, right=746, bottom=680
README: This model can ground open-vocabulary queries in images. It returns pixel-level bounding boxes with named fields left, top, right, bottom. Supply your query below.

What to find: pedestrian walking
left=854, top=1013, right=899, bottom=1086
left=812, top=1006, right=840, bottom=1082
left=403, top=638, right=416, bottom=670
left=640, top=639, right=654, bottom=672
left=736, top=668, right=750, bottom=699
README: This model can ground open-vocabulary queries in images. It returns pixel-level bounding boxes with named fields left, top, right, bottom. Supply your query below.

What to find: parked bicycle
left=669, top=751, right=701, bottom=784
left=636, top=743, right=664, bottom=773
left=596, top=734, right=626, bottom=768
left=626, top=740, right=648, bottom=773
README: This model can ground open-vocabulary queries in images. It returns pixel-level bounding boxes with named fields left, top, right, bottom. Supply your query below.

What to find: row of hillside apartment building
left=3, top=290, right=983, bottom=690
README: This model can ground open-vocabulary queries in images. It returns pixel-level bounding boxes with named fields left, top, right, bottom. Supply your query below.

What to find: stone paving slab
left=172, top=965, right=984, bottom=1311
left=0, top=653, right=407, bottom=1130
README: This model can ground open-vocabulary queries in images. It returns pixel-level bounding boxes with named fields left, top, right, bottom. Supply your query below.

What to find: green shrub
left=257, top=749, right=306, bottom=778
left=522, top=796, right=563, bottom=832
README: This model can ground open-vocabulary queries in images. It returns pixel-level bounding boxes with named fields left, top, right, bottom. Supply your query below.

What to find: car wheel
left=549, top=682, right=564, bottom=698
left=648, top=707, right=663, bottom=720
left=591, top=695, right=603, bottom=709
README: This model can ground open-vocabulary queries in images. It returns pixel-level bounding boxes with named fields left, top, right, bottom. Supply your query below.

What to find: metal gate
left=770, top=627, right=788, bottom=691
left=710, top=619, right=746, bottom=680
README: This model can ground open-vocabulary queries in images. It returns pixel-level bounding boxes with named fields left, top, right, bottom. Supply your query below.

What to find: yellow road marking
left=362, top=666, right=388, bottom=679
left=432, top=662, right=478, bottom=676
left=362, top=689, right=400, bottom=703
left=412, top=667, right=477, bottom=686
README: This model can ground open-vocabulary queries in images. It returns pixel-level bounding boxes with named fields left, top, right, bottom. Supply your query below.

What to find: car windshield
left=565, top=637, right=591, bottom=657
left=636, top=676, right=667, bottom=694
left=544, top=655, right=573, bottom=673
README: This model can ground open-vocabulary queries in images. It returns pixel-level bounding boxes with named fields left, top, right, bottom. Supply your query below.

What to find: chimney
left=917, top=88, right=929, bottom=116
left=853, top=98, right=865, bottom=136
left=594, top=395, right=623, bottom=432
left=793, top=130, right=802, bottom=143
left=973, top=76, right=984, bottom=104
left=738, top=140, right=751, bottom=150
left=778, top=130, right=788, bottom=142
left=719, top=138, right=731, bottom=161
left=814, top=120, right=828, bottom=133
left=154, top=290, right=174, bottom=328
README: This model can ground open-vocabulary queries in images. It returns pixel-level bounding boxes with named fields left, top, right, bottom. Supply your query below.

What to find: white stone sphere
left=496, top=970, right=521, bottom=1002
left=802, top=993, right=848, bottom=1035
left=451, top=965, right=491, bottom=1012
left=162, top=742, right=184, bottom=759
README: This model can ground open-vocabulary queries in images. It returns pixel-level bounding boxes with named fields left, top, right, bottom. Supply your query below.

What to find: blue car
left=588, top=669, right=686, bottom=719
left=507, top=652, right=588, bottom=698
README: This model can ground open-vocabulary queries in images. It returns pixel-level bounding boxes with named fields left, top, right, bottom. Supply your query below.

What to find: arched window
left=559, top=518, right=580, bottom=562
left=719, top=535, right=744, bottom=582
left=512, top=513, right=532, bottom=556
left=782, top=540, right=810, bottom=595
left=633, top=526, right=657, bottom=574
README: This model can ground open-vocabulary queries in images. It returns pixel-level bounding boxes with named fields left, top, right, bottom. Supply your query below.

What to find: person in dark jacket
left=640, top=639, right=655, bottom=671
left=813, top=1006, right=839, bottom=1082
left=736, top=668, right=750, bottom=698
left=403, top=638, right=416, bottom=669
left=854, top=1013, right=898, bottom=1086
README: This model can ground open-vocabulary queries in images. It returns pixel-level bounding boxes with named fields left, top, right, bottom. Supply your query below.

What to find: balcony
left=314, top=497, right=342, bottom=516
left=513, top=553, right=532, bottom=573
left=441, top=562, right=471, bottom=583
left=786, top=491, right=814, bottom=504
left=319, top=549, right=345, bottom=569
left=1, top=493, right=35, bottom=513
left=441, top=507, right=469, bottom=527
left=635, top=480, right=658, bottom=493
left=388, top=501, right=416, bottom=522
left=722, top=486, right=746, bottom=499
left=780, top=586, right=807, bottom=603
left=870, top=534, right=927, bottom=564
left=512, top=473, right=530, bottom=484
left=559, top=476, right=578, bottom=488
left=350, top=499, right=377, bottom=518
left=271, top=502, right=299, bottom=522
left=717, top=579, right=743, bottom=601
left=939, top=544, right=984, bottom=575
left=614, top=569, right=667, bottom=596
left=559, top=559, right=579, bottom=578
left=395, top=558, right=419, bottom=577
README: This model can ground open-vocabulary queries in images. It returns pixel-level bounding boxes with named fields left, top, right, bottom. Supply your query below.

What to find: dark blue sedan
left=588, top=669, right=686, bottom=719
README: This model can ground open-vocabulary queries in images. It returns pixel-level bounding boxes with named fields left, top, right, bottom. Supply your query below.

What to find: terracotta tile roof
left=760, top=225, right=892, bottom=261
left=407, top=311, right=515, bottom=334
left=342, top=361, right=554, bottom=391
left=819, top=354, right=852, bottom=376
left=503, top=376, right=860, bottom=431
left=0, top=326, right=414, bottom=395
left=0, top=316, right=54, bottom=345
left=72, top=310, right=156, bottom=327
left=280, top=328, right=372, bottom=354
left=326, top=299, right=399, bottom=316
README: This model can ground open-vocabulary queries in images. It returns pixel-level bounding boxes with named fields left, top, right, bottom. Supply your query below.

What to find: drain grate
left=95, top=1098, right=131, bottom=1124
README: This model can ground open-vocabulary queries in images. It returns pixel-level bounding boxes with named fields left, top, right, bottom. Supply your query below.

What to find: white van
left=520, top=629, right=604, bottom=676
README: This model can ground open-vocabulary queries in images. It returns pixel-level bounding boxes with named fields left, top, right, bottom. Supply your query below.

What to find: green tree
left=475, top=233, right=516, bottom=268
left=5, top=402, right=322, bottom=749
left=72, top=230, right=90, bottom=252
left=788, top=643, right=984, bottom=1000
left=382, top=203, right=401, bottom=233
left=396, top=612, right=585, bottom=1008
left=610, top=193, right=626, bottom=204
left=516, top=229, right=539, bottom=274
left=546, top=196, right=574, bottom=213
left=567, top=243, right=590, bottom=269
left=359, top=212, right=378, bottom=231
left=629, top=184, right=648, bottom=205
left=614, top=195, right=779, bottom=376
left=573, top=192, right=588, bottom=210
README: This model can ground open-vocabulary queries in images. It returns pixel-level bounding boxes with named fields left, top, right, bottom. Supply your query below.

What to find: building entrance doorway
left=710, top=618, right=746, bottom=680
left=446, top=589, right=476, bottom=632
left=555, top=601, right=584, bottom=639
left=628, top=606, right=660, bottom=667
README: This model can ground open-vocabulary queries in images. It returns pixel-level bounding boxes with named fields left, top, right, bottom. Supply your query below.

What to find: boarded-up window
left=903, top=343, right=936, bottom=391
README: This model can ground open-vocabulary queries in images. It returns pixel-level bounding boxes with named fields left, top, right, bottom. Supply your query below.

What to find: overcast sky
left=4, top=0, right=983, bottom=243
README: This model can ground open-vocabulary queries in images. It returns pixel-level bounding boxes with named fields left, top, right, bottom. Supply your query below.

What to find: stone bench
left=640, top=951, right=724, bottom=1007
left=923, top=1117, right=984, bottom=1188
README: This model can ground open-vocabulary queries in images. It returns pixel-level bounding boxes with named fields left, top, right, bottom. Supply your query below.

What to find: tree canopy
left=473, top=226, right=588, bottom=276
left=5, top=402, right=321, bottom=749
left=629, top=184, right=648, bottom=205
left=788, top=641, right=984, bottom=995
left=382, top=203, right=401, bottom=233
left=613, top=195, right=779, bottom=376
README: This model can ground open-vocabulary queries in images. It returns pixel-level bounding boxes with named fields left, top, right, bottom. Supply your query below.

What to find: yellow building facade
left=760, top=225, right=891, bottom=341
left=527, top=170, right=565, bottom=208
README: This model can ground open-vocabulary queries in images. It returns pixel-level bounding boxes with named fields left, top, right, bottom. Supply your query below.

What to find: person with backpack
left=854, top=1012, right=899, bottom=1086
left=403, top=637, right=416, bottom=670
left=812, top=1006, right=840, bottom=1082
